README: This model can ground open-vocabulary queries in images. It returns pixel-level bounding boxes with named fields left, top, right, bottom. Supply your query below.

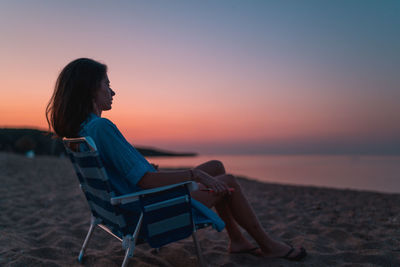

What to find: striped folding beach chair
left=63, top=137, right=215, bottom=267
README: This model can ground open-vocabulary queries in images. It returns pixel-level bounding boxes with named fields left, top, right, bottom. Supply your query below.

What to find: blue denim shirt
left=79, top=113, right=156, bottom=195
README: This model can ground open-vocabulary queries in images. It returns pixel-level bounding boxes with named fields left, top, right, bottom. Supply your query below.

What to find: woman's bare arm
left=138, top=169, right=193, bottom=188
left=138, top=168, right=230, bottom=194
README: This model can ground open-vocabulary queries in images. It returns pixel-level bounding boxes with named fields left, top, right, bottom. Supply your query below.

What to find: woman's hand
left=192, top=168, right=231, bottom=195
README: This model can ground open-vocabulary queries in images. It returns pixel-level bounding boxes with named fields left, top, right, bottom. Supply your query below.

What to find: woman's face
left=94, top=74, right=115, bottom=112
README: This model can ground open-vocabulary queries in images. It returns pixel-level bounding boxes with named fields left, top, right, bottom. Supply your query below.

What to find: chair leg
left=121, top=245, right=133, bottom=267
left=192, top=232, right=207, bottom=267
left=78, top=219, right=96, bottom=262
left=120, top=214, right=143, bottom=267
left=121, top=235, right=136, bottom=267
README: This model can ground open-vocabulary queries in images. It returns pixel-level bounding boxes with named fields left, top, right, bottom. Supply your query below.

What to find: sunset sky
left=1, top=0, right=399, bottom=154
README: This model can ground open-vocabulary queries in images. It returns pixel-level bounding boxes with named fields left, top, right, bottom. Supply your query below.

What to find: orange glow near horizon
left=1, top=66, right=399, bottom=153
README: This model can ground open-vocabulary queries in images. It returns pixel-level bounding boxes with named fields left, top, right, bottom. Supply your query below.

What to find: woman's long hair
left=46, top=58, right=107, bottom=138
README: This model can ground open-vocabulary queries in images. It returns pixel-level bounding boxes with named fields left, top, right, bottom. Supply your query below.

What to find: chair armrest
left=110, top=181, right=198, bottom=205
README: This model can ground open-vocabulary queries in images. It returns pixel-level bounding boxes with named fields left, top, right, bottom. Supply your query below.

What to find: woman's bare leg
left=191, top=161, right=303, bottom=258
left=191, top=161, right=258, bottom=252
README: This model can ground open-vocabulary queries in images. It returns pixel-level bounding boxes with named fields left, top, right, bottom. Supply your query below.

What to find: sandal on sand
left=280, top=245, right=307, bottom=261
left=230, top=247, right=262, bottom=256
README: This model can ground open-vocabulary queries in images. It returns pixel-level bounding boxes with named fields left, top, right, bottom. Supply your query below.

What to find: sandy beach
left=1, top=152, right=399, bottom=266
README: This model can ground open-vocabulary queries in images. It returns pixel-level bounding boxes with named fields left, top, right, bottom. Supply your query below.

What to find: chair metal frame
left=63, top=137, right=207, bottom=267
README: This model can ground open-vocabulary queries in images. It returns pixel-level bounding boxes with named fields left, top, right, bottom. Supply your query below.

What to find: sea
left=145, top=154, right=400, bottom=194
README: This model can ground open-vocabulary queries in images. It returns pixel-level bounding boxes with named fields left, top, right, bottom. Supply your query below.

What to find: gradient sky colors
left=1, top=1, right=399, bottom=154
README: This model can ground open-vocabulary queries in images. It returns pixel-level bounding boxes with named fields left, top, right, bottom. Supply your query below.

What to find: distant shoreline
left=135, top=147, right=196, bottom=157
left=0, top=128, right=197, bottom=157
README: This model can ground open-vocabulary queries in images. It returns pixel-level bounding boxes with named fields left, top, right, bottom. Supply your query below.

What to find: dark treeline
left=0, top=128, right=64, bottom=156
left=0, top=128, right=196, bottom=157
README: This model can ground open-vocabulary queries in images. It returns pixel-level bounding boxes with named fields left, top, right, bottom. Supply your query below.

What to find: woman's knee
left=195, top=160, right=225, bottom=176
left=209, top=160, right=225, bottom=175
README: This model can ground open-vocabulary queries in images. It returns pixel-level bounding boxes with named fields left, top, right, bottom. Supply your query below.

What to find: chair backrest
left=63, top=137, right=130, bottom=237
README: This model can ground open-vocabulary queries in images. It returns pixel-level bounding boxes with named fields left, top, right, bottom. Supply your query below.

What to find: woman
left=46, top=58, right=306, bottom=261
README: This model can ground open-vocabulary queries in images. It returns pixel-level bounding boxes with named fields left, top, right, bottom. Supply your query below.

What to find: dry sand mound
left=0, top=152, right=399, bottom=266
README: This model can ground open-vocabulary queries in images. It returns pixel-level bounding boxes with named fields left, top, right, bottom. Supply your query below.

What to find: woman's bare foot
left=228, top=239, right=263, bottom=256
left=261, top=240, right=306, bottom=261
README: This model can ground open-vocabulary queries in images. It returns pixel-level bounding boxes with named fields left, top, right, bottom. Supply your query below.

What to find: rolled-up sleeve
left=87, top=118, right=155, bottom=187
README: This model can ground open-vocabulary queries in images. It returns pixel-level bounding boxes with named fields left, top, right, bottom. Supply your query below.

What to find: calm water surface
left=145, top=155, right=400, bottom=194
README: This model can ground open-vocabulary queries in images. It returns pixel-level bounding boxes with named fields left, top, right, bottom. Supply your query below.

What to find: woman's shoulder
left=81, top=114, right=118, bottom=137
left=85, top=114, right=115, bottom=129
